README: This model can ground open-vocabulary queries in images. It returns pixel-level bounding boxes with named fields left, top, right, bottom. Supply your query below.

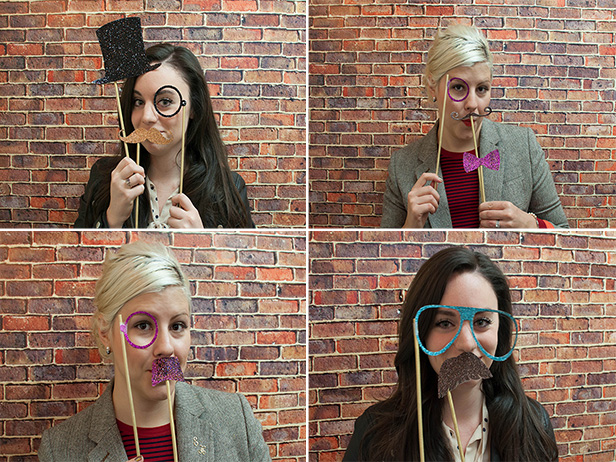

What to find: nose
left=454, top=320, right=476, bottom=352
left=464, top=91, right=478, bottom=113
left=139, top=101, right=159, bottom=127
left=152, top=328, right=174, bottom=358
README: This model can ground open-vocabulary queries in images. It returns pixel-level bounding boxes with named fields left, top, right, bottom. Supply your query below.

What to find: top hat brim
left=93, top=62, right=161, bottom=84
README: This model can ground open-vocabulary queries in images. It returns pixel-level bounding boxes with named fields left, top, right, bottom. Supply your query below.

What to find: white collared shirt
left=442, top=398, right=490, bottom=462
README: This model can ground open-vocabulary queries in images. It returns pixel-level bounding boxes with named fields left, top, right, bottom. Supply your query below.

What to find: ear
left=426, top=75, right=437, bottom=100
left=97, top=314, right=113, bottom=349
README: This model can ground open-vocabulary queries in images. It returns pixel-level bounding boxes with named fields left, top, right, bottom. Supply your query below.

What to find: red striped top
left=117, top=419, right=175, bottom=462
left=440, top=148, right=480, bottom=228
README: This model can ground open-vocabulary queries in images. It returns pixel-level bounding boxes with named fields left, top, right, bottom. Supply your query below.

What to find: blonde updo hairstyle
left=425, top=24, right=493, bottom=95
left=92, top=241, right=191, bottom=359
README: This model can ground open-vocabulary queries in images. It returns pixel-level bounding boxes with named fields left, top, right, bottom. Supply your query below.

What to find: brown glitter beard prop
left=437, top=352, right=493, bottom=399
left=119, top=127, right=173, bottom=145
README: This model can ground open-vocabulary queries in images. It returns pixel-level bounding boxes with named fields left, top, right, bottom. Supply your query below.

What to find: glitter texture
left=152, top=357, right=185, bottom=386
left=437, top=352, right=493, bottom=398
left=93, top=17, right=160, bottom=84
left=463, top=149, right=500, bottom=173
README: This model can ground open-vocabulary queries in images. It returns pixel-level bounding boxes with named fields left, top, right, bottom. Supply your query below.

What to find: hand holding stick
left=118, top=314, right=141, bottom=458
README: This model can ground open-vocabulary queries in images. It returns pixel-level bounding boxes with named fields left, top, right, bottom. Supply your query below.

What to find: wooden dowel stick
left=134, top=143, right=140, bottom=228
left=166, top=381, right=179, bottom=462
left=470, top=116, right=486, bottom=203
left=118, top=314, right=140, bottom=458
left=413, top=323, right=425, bottom=462
left=114, top=82, right=130, bottom=158
left=179, top=105, right=186, bottom=195
left=447, top=390, right=465, bottom=462
left=435, top=73, right=449, bottom=178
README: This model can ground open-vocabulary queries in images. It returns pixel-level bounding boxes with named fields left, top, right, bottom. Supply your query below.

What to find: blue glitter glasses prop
left=154, top=85, right=186, bottom=118
left=414, top=305, right=518, bottom=361
left=120, top=310, right=159, bottom=349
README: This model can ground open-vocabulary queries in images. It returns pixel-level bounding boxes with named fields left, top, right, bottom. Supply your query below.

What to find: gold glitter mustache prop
left=119, top=128, right=174, bottom=145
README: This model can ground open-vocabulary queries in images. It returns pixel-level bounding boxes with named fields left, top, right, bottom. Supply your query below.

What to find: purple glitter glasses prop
left=447, top=77, right=470, bottom=102
left=120, top=311, right=159, bottom=349
left=152, top=356, right=185, bottom=386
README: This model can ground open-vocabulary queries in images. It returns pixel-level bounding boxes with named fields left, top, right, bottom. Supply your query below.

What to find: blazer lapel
left=418, top=121, right=453, bottom=228
left=175, top=382, right=214, bottom=462
left=478, top=119, right=502, bottom=202
left=87, top=380, right=128, bottom=462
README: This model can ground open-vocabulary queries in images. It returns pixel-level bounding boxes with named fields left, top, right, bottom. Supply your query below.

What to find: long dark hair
left=91, top=44, right=251, bottom=228
left=360, top=247, right=558, bottom=461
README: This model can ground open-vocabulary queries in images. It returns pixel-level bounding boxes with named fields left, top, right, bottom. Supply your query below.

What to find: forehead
left=448, top=62, right=492, bottom=84
left=122, top=286, right=190, bottom=318
left=133, top=62, right=190, bottom=100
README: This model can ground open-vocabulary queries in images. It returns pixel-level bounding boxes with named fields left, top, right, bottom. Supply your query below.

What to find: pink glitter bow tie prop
left=152, top=357, right=185, bottom=386
left=463, top=149, right=500, bottom=173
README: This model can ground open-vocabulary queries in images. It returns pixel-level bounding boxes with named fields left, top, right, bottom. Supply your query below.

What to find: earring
left=106, top=346, right=111, bottom=355
left=433, top=97, right=437, bottom=102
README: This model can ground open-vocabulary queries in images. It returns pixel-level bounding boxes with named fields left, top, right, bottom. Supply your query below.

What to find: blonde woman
left=39, top=241, right=270, bottom=462
left=381, top=24, right=568, bottom=229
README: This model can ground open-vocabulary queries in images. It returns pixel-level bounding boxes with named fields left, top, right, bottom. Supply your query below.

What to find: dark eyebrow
left=133, top=90, right=143, bottom=97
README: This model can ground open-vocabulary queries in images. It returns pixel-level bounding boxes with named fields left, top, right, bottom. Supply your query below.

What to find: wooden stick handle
left=470, top=116, right=486, bottom=203
left=166, top=381, right=179, bottom=462
left=447, top=390, right=465, bottom=462
left=118, top=314, right=140, bottom=458
left=114, top=82, right=130, bottom=158
left=435, top=73, right=449, bottom=178
left=134, top=143, right=140, bottom=228
left=413, top=323, right=425, bottom=462
left=179, top=105, right=186, bottom=195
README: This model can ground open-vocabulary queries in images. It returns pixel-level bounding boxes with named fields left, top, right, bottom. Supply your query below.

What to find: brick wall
left=309, top=230, right=616, bottom=461
left=0, top=230, right=306, bottom=461
left=309, top=1, right=616, bottom=228
left=0, top=1, right=307, bottom=228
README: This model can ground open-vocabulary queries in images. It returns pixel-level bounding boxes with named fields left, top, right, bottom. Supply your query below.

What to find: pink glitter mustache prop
left=152, top=356, right=185, bottom=386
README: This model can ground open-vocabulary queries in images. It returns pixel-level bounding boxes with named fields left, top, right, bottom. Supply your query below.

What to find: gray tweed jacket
left=380, top=119, right=569, bottom=228
left=38, top=380, right=271, bottom=462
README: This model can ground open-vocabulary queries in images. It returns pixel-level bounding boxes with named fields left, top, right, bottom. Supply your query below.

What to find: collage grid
left=0, top=1, right=615, bottom=461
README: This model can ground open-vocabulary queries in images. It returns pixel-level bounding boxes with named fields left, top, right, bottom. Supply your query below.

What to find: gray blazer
left=381, top=119, right=569, bottom=228
left=38, top=380, right=271, bottom=462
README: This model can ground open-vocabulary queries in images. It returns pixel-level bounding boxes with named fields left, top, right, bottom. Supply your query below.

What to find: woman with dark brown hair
left=75, top=44, right=253, bottom=228
left=343, top=247, right=558, bottom=461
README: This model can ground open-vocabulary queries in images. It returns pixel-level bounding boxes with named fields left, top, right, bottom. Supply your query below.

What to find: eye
left=133, top=98, right=144, bottom=108
left=171, top=321, right=188, bottom=332
left=474, top=316, right=493, bottom=329
left=477, top=85, right=490, bottom=95
left=435, top=318, right=455, bottom=329
left=134, top=320, right=152, bottom=331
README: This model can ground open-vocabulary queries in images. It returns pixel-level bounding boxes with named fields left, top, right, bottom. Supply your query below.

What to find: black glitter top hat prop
left=93, top=17, right=160, bottom=84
